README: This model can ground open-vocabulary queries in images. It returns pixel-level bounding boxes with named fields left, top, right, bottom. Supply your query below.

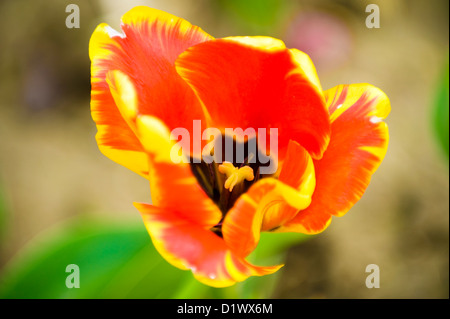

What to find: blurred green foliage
left=215, top=0, right=292, bottom=35
left=0, top=216, right=309, bottom=299
left=433, top=57, right=449, bottom=160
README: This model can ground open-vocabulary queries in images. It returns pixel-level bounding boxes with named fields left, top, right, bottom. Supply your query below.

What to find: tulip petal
left=261, top=140, right=316, bottom=231
left=136, top=115, right=222, bottom=228
left=222, top=181, right=275, bottom=258
left=278, top=208, right=332, bottom=234
left=90, top=23, right=148, bottom=177
left=90, top=6, right=213, bottom=176
left=283, top=83, right=390, bottom=233
left=223, top=141, right=315, bottom=257
left=106, top=74, right=220, bottom=228
left=175, top=36, right=331, bottom=160
left=135, top=203, right=283, bottom=287
left=288, top=48, right=323, bottom=96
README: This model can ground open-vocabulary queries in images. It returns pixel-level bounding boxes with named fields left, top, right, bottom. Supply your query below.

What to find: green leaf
left=0, top=216, right=309, bottom=299
left=0, top=217, right=205, bottom=298
left=433, top=57, right=449, bottom=160
left=0, top=218, right=141, bottom=298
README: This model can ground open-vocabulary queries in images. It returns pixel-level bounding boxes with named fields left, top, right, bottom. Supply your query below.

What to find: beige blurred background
left=0, top=0, right=448, bottom=298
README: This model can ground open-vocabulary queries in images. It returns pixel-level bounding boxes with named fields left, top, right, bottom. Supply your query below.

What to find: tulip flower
left=89, top=6, right=390, bottom=287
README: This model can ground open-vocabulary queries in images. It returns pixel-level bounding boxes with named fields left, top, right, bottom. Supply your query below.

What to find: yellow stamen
left=218, top=162, right=254, bottom=192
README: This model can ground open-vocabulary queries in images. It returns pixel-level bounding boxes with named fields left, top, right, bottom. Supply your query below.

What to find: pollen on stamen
left=218, top=162, right=254, bottom=192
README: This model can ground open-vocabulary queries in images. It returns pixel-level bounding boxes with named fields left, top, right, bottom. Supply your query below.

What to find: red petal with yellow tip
left=261, top=140, right=316, bottom=231
left=283, top=83, right=390, bottom=233
left=147, top=158, right=222, bottom=228
left=222, top=181, right=276, bottom=258
left=223, top=141, right=315, bottom=257
left=133, top=114, right=222, bottom=228
left=175, top=37, right=331, bottom=160
left=90, top=7, right=213, bottom=176
left=279, top=208, right=332, bottom=234
left=135, top=203, right=283, bottom=288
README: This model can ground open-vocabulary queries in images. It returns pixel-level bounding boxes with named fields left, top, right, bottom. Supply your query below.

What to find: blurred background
left=0, top=0, right=448, bottom=298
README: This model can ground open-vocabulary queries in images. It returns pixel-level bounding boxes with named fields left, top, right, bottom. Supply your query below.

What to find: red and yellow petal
left=222, top=141, right=315, bottom=257
left=136, top=115, right=222, bottom=228
left=261, top=140, right=316, bottom=231
left=222, top=181, right=275, bottom=258
left=90, top=24, right=148, bottom=176
left=288, top=48, right=323, bottom=97
left=283, top=83, right=390, bottom=233
left=106, top=74, right=220, bottom=228
left=175, top=36, right=331, bottom=160
left=90, top=6, right=213, bottom=176
left=278, top=208, right=332, bottom=234
left=135, top=203, right=282, bottom=288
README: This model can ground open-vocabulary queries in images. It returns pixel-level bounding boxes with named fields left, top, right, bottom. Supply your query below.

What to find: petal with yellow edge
left=222, top=141, right=315, bottom=257
left=90, top=6, right=213, bottom=177
left=175, top=36, right=331, bottom=160
left=279, top=208, right=332, bottom=235
left=283, top=83, right=390, bottom=233
left=222, top=181, right=275, bottom=258
left=135, top=114, right=222, bottom=228
left=260, top=140, right=316, bottom=231
left=135, top=203, right=283, bottom=288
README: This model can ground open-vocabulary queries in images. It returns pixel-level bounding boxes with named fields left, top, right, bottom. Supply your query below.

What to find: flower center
left=189, top=134, right=274, bottom=217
